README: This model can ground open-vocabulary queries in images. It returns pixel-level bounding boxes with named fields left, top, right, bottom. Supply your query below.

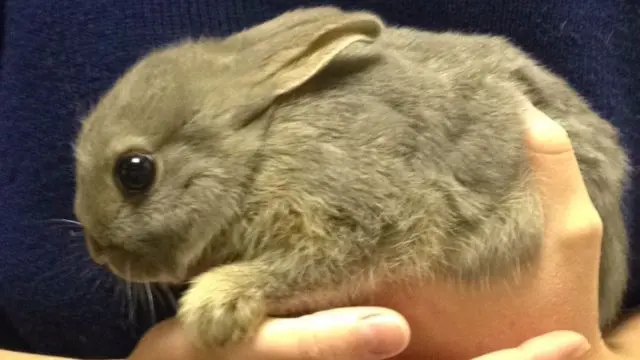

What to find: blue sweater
left=0, top=0, right=638, bottom=358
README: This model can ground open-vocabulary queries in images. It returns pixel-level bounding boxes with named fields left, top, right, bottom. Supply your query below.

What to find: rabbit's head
left=73, top=6, right=383, bottom=283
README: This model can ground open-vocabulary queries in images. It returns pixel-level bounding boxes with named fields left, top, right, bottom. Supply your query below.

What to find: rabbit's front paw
left=178, top=282, right=267, bottom=348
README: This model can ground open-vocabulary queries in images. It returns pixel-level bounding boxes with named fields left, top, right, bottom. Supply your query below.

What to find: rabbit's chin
left=106, top=262, right=188, bottom=285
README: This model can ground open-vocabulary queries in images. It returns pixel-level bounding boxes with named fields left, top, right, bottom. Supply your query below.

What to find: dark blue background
left=1, top=0, right=639, bottom=358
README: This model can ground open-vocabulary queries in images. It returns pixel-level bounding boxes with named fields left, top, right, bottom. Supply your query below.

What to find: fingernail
left=557, top=333, right=591, bottom=359
left=527, top=112, right=565, bottom=136
left=359, top=314, right=409, bottom=356
left=525, top=109, right=572, bottom=154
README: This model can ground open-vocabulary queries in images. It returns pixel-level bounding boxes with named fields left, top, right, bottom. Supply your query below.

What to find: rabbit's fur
left=74, top=6, right=629, bottom=348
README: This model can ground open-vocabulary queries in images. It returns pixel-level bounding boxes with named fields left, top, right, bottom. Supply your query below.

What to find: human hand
left=472, top=103, right=640, bottom=359
left=472, top=331, right=590, bottom=360
left=128, top=307, right=410, bottom=360
left=365, top=104, right=610, bottom=359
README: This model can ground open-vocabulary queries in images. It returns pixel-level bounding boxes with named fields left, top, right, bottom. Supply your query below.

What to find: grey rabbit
left=73, top=6, right=629, bottom=349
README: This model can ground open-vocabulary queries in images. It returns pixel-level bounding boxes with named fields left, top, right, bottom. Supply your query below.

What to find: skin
left=4, top=107, right=638, bottom=359
left=374, top=105, right=608, bottom=359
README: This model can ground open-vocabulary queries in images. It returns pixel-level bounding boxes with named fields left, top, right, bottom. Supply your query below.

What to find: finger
left=524, top=105, right=602, bottom=248
left=241, top=307, right=411, bottom=360
left=129, top=319, right=212, bottom=360
left=471, top=331, right=591, bottom=360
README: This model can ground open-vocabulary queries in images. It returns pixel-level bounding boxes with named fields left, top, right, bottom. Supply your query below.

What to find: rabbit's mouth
left=87, top=240, right=188, bottom=284
left=104, top=258, right=186, bottom=284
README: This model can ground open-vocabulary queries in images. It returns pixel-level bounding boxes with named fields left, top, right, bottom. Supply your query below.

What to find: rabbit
left=73, top=6, right=630, bottom=349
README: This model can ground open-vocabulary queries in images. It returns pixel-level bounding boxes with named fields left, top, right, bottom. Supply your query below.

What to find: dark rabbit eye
left=114, top=153, right=156, bottom=195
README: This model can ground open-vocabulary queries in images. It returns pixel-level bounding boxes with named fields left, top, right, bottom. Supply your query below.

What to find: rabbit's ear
left=234, top=8, right=383, bottom=96
left=227, top=7, right=347, bottom=47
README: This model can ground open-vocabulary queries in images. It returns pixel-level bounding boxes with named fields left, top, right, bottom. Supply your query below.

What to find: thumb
left=524, top=104, right=602, bottom=253
left=129, top=308, right=410, bottom=360
left=244, top=307, right=411, bottom=360
left=471, top=331, right=591, bottom=360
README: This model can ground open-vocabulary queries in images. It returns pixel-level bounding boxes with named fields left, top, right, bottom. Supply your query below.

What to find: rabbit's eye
left=114, top=153, right=156, bottom=196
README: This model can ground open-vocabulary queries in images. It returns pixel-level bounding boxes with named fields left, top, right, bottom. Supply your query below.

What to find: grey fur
left=74, top=6, right=629, bottom=348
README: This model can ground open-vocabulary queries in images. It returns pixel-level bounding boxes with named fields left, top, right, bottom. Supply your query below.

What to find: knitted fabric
left=1, top=0, right=638, bottom=357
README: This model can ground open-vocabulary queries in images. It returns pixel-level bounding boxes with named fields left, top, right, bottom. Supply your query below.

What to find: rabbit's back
left=243, top=29, right=536, bottom=273
left=241, top=27, right=628, bottom=327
